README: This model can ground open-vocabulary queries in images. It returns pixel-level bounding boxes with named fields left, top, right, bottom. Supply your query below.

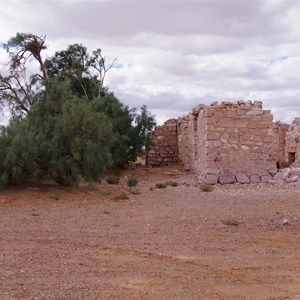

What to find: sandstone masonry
left=146, top=100, right=299, bottom=184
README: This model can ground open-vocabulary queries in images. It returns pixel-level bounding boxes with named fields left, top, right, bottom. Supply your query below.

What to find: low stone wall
left=146, top=119, right=178, bottom=166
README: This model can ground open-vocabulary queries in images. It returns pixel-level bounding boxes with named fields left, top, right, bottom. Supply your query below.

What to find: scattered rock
left=286, top=175, right=299, bottom=183
left=282, top=218, right=289, bottom=225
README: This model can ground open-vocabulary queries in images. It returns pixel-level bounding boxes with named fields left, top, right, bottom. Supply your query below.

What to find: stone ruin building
left=146, top=100, right=300, bottom=184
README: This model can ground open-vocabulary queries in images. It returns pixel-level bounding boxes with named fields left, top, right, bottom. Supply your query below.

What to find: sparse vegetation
left=130, top=190, right=141, bottom=195
left=49, top=193, right=60, bottom=200
left=222, top=219, right=239, bottom=226
left=167, top=181, right=178, bottom=187
left=100, top=191, right=111, bottom=197
left=114, top=191, right=129, bottom=200
left=156, top=182, right=167, bottom=189
left=106, top=177, right=120, bottom=185
left=127, top=177, right=138, bottom=187
left=199, top=183, right=214, bottom=192
left=112, top=168, right=122, bottom=176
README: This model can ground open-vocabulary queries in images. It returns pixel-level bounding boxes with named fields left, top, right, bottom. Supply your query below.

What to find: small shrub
left=199, top=183, right=214, bottom=192
left=130, top=190, right=141, bottom=195
left=50, top=193, right=60, bottom=200
left=100, top=191, right=111, bottom=197
left=222, top=219, right=239, bottom=226
left=114, top=191, right=129, bottom=200
left=127, top=177, right=138, bottom=187
left=156, top=182, right=167, bottom=189
left=112, top=168, right=122, bottom=176
left=167, top=181, right=178, bottom=187
left=106, top=177, right=120, bottom=185
left=149, top=187, right=154, bottom=191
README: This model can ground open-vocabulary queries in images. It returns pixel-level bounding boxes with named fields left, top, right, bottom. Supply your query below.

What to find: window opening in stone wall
left=288, top=152, right=296, bottom=165
left=193, top=116, right=198, bottom=131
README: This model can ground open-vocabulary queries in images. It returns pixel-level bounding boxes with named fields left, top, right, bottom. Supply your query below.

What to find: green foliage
left=0, top=33, right=156, bottom=188
left=44, top=44, right=99, bottom=100
left=156, top=182, right=167, bottom=189
left=106, top=177, right=120, bottom=185
left=127, top=177, right=138, bottom=187
left=94, top=94, right=156, bottom=167
left=0, top=79, right=113, bottom=187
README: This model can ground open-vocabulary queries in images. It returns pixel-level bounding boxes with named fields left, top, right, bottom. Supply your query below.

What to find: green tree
left=0, top=33, right=156, bottom=188
left=45, top=44, right=117, bottom=100
left=0, top=79, right=113, bottom=187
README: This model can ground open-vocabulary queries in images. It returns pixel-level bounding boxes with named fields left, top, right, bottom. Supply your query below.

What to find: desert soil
left=0, top=165, right=300, bottom=300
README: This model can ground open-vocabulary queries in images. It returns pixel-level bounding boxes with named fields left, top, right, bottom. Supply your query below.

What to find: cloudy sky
left=1, top=0, right=300, bottom=125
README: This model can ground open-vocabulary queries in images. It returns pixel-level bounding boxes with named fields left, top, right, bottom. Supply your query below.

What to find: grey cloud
left=2, top=0, right=295, bottom=41
left=1, top=0, right=300, bottom=126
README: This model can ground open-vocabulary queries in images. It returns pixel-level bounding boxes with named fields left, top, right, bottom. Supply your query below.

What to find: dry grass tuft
left=199, top=183, right=214, bottom=192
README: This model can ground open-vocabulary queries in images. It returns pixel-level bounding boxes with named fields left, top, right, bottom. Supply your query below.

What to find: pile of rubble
left=271, top=167, right=300, bottom=184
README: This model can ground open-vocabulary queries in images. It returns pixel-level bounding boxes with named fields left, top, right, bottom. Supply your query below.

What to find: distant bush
left=100, top=191, right=111, bottom=197
left=114, top=191, right=129, bottom=200
left=199, top=183, right=214, bottom=192
left=166, top=181, right=178, bottom=187
left=222, top=219, right=239, bottom=226
left=127, top=177, right=138, bottom=187
left=130, top=190, right=141, bottom=195
left=156, top=182, right=167, bottom=189
left=112, top=168, right=122, bottom=176
left=106, top=177, right=120, bottom=185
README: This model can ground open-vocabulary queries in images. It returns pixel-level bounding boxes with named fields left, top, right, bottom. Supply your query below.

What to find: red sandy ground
left=0, top=165, right=300, bottom=300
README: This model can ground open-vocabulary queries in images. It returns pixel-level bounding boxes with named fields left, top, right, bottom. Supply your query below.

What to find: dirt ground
left=0, top=165, right=300, bottom=300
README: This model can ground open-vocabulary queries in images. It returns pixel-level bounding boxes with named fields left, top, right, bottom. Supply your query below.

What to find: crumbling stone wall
left=273, top=121, right=289, bottom=165
left=178, top=101, right=278, bottom=184
left=285, top=117, right=300, bottom=165
left=146, top=119, right=178, bottom=166
left=146, top=100, right=300, bottom=184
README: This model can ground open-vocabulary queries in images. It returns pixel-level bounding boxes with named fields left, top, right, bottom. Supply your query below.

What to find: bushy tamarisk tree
left=0, top=33, right=156, bottom=188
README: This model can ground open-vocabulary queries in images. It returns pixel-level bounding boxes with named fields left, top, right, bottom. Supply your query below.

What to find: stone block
left=268, top=168, right=277, bottom=176
left=205, top=167, right=220, bottom=174
left=246, top=109, right=264, bottom=116
left=218, top=118, right=235, bottom=128
left=219, top=172, right=236, bottom=184
left=204, top=174, right=218, bottom=185
left=236, top=172, right=250, bottom=183
left=261, top=174, right=271, bottom=183
left=250, top=174, right=260, bottom=183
